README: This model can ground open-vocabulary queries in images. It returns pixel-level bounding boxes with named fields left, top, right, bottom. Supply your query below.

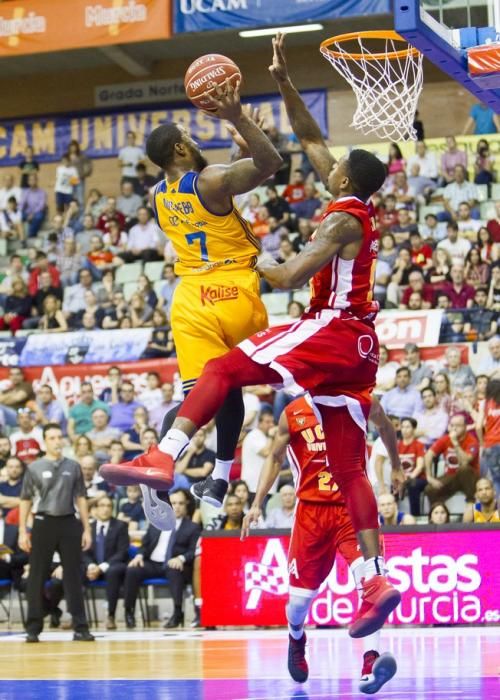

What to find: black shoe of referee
left=190, top=476, right=228, bottom=507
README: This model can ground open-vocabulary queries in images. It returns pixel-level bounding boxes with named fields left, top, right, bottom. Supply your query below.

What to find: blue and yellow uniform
left=473, top=503, right=500, bottom=523
left=152, top=171, right=268, bottom=393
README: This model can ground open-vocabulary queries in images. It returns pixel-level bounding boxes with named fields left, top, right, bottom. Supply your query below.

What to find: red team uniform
left=286, top=396, right=364, bottom=593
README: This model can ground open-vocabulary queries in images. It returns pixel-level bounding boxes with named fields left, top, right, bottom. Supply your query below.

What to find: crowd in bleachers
left=0, top=127, right=499, bottom=629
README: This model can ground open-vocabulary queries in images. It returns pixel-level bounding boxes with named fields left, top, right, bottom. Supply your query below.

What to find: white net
left=321, top=34, right=424, bottom=141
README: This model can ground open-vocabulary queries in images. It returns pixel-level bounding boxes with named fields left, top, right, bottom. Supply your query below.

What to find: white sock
left=363, top=556, right=386, bottom=580
left=362, top=629, right=381, bottom=654
left=212, top=459, right=232, bottom=482
left=286, top=596, right=312, bottom=640
left=159, top=429, right=190, bottom=459
left=194, top=598, right=202, bottom=608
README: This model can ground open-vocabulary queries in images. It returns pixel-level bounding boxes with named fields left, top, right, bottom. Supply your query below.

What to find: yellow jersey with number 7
left=151, top=171, right=260, bottom=276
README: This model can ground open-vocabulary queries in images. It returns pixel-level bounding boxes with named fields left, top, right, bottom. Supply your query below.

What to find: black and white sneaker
left=190, top=476, right=228, bottom=507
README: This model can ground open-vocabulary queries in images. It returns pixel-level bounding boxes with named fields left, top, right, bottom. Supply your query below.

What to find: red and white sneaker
left=359, top=650, right=397, bottom=694
left=348, top=575, right=401, bottom=638
left=287, top=633, right=308, bottom=683
left=99, top=446, right=174, bottom=491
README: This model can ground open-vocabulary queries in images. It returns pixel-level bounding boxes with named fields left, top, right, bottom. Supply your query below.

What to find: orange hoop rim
left=320, top=30, right=420, bottom=61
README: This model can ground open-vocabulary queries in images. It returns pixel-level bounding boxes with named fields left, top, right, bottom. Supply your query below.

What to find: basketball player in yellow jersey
left=463, top=478, right=500, bottom=523
left=146, top=81, right=283, bottom=508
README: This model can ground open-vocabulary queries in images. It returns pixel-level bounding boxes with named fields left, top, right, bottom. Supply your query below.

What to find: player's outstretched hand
left=241, top=505, right=262, bottom=541
left=391, top=466, right=406, bottom=496
left=201, top=79, right=242, bottom=123
left=269, top=33, right=289, bottom=84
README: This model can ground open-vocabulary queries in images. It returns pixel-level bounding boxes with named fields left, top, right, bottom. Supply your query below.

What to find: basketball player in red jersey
left=100, top=34, right=404, bottom=637
left=241, top=395, right=400, bottom=692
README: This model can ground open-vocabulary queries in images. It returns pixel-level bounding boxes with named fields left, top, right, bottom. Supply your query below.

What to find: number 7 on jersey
left=186, top=232, right=209, bottom=261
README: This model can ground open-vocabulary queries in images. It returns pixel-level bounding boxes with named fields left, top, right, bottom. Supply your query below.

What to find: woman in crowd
left=0, top=277, right=32, bottom=334
left=94, top=269, right=120, bottom=308
left=85, top=188, right=107, bottom=220
left=387, top=143, right=406, bottom=180
left=433, top=372, right=453, bottom=414
left=287, top=300, right=305, bottom=320
left=103, top=220, right=128, bottom=254
left=477, top=226, right=498, bottom=263
left=228, top=480, right=252, bottom=512
left=121, top=406, right=149, bottom=460
left=68, top=140, right=93, bottom=206
left=64, top=434, right=93, bottom=460
left=378, top=232, right=398, bottom=268
left=464, top=246, right=490, bottom=288
left=137, top=274, right=158, bottom=310
left=142, top=310, right=175, bottom=359
left=374, top=344, right=400, bottom=396
left=129, top=292, right=153, bottom=328
left=428, top=502, right=451, bottom=525
left=425, top=248, right=452, bottom=288
left=38, top=294, right=68, bottom=333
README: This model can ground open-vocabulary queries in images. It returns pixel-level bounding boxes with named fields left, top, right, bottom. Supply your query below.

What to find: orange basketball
left=184, top=54, right=242, bottom=111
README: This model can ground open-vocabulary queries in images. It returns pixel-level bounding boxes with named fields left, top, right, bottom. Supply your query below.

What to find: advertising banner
left=374, top=309, right=444, bottom=349
left=0, top=90, right=326, bottom=166
left=174, top=0, right=391, bottom=34
left=0, top=358, right=180, bottom=404
left=0, top=0, right=170, bottom=57
left=201, top=530, right=500, bottom=627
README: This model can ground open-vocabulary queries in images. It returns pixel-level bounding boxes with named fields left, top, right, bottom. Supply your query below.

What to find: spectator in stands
left=387, top=173, right=417, bottom=213
left=109, top=381, right=143, bottom=432
left=63, top=199, right=84, bottom=234
left=488, top=262, right=500, bottom=310
left=381, top=367, right=423, bottom=419
left=10, top=408, right=44, bottom=464
left=440, top=136, right=467, bottom=184
left=81, top=454, right=109, bottom=506
left=0, top=504, right=27, bottom=586
left=240, top=193, right=261, bottom=224
left=116, top=180, right=142, bottom=228
left=149, top=382, right=178, bottom=434
left=261, top=216, right=289, bottom=262
left=292, top=219, right=313, bottom=254
left=175, top=427, right=215, bottom=487
left=228, top=479, right=252, bottom=512
left=399, top=269, right=434, bottom=309
left=476, top=335, right=500, bottom=377
left=433, top=371, right=453, bottom=415
left=407, top=291, right=424, bottom=310
left=134, top=163, right=157, bottom=202
left=428, top=502, right=450, bottom=524
left=420, top=212, right=447, bottom=243
left=457, top=202, right=484, bottom=242
left=56, top=238, right=85, bottom=287
left=142, top=312, right=174, bottom=358
left=441, top=264, right=476, bottom=309
left=463, top=103, right=499, bottom=135
left=408, top=230, right=433, bottom=269
left=378, top=232, right=398, bottom=269
left=407, top=163, right=437, bottom=204
left=407, top=140, right=439, bottom=180
left=121, top=406, right=149, bottom=460
left=28, top=251, right=61, bottom=296
left=476, top=379, right=500, bottom=494
left=424, top=413, right=479, bottom=505
left=86, top=235, right=118, bottom=279
left=414, top=387, right=449, bottom=449
left=0, top=174, right=21, bottom=210
left=486, top=201, right=500, bottom=244
left=118, top=131, right=146, bottom=186
left=67, top=140, right=92, bottom=206
left=425, top=248, right=452, bottom=290
left=464, top=247, right=490, bottom=289
left=441, top=309, right=467, bottom=343
left=264, top=185, right=291, bottom=228
left=374, top=345, right=400, bottom=396
left=386, top=247, right=419, bottom=307
left=137, top=372, right=162, bottom=413
left=62, top=268, right=97, bottom=318
left=0, top=255, right=28, bottom=297
left=20, top=174, right=47, bottom=238
left=206, top=494, right=245, bottom=531
left=437, top=221, right=471, bottom=264
left=478, top=227, right=499, bottom=265
left=137, top=274, right=158, bottom=310
left=443, top=165, right=478, bottom=219
left=123, top=490, right=201, bottom=629
left=98, top=366, right=122, bottom=405
left=0, top=196, right=23, bottom=241
left=282, top=169, right=305, bottom=204
left=387, top=143, right=406, bottom=179
left=84, top=189, right=107, bottom=222
left=463, top=478, right=499, bottom=523
left=18, top=146, right=39, bottom=190
left=32, top=384, right=66, bottom=433
left=121, top=207, right=162, bottom=263
left=86, top=408, right=120, bottom=460
left=108, top=440, right=125, bottom=466
left=276, top=238, right=297, bottom=264
left=64, top=434, right=93, bottom=462
left=403, top=343, right=433, bottom=391
left=0, top=367, right=34, bottom=425
left=101, top=290, right=129, bottom=329
left=159, top=263, right=179, bottom=319
left=474, top=141, right=495, bottom=189
left=0, top=278, right=31, bottom=334
left=241, top=411, right=277, bottom=499
left=103, top=219, right=128, bottom=255
left=117, top=485, right=145, bottom=532
left=67, top=382, right=109, bottom=442
left=442, top=346, right=476, bottom=393
left=378, top=494, right=415, bottom=525
left=76, top=214, right=101, bottom=255
left=54, top=153, right=79, bottom=214
left=38, top=295, right=68, bottom=333
left=97, top=197, right=126, bottom=235
left=265, top=483, right=295, bottom=528
left=0, top=456, right=24, bottom=516
left=290, top=183, right=321, bottom=220
left=129, top=292, right=153, bottom=329
left=398, top=417, right=426, bottom=516
left=390, top=207, right=418, bottom=245
left=82, top=494, right=129, bottom=630
left=377, top=194, right=399, bottom=233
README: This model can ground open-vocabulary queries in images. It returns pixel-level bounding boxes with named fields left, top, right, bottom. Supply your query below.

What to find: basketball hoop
left=320, top=30, right=424, bottom=141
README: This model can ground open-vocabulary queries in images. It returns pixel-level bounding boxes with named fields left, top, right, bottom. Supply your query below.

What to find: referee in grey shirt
left=19, top=423, right=94, bottom=643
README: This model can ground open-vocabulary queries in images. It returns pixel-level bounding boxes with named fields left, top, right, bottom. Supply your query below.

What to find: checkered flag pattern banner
left=244, top=562, right=288, bottom=596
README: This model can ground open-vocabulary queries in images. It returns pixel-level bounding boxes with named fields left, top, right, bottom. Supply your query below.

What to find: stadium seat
left=0, top=579, right=13, bottom=628
left=139, top=578, right=170, bottom=627
left=475, top=184, right=489, bottom=202
left=491, top=183, right=500, bottom=201
left=480, top=200, right=496, bottom=220
left=418, top=204, right=444, bottom=223
left=144, top=261, right=165, bottom=281
left=261, top=292, right=289, bottom=316
left=115, top=263, right=143, bottom=285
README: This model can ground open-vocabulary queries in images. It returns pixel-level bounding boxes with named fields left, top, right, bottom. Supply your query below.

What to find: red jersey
left=430, top=432, right=480, bottom=475
left=484, top=399, right=500, bottom=448
left=398, top=438, right=425, bottom=476
left=309, top=196, right=380, bottom=320
left=285, top=396, right=343, bottom=505
left=282, top=184, right=305, bottom=204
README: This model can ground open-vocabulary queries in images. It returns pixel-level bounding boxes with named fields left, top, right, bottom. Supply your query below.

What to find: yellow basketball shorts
left=170, top=270, right=268, bottom=394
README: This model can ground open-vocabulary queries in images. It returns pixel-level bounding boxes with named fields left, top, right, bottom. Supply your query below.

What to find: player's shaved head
left=346, top=149, right=387, bottom=200
left=146, top=122, right=184, bottom=169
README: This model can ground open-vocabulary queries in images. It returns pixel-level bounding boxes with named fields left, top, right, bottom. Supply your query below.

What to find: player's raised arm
left=241, top=411, right=290, bottom=539
left=197, top=81, right=283, bottom=199
left=369, top=397, right=405, bottom=493
left=269, top=33, right=336, bottom=188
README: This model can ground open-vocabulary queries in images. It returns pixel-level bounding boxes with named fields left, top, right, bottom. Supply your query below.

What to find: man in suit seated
left=0, top=505, right=27, bottom=587
left=123, top=488, right=201, bottom=629
left=82, top=494, right=129, bottom=630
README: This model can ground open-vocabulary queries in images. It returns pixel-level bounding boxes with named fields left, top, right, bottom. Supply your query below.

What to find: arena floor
left=0, top=626, right=498, bottom=699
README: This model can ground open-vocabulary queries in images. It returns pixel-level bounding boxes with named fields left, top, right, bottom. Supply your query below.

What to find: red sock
left=318, top=404, right=379, bottom=532
left=178, top=348, right=281, bottom=429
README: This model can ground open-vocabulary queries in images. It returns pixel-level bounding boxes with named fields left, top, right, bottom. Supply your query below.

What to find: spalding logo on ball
left=184, top=54, right=242, bottom=111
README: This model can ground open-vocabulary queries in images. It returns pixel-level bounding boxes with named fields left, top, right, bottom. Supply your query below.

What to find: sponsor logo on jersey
left=296, top=417, right=306, bottom=426
left=200, top=284, right=239, bottom=306
left=369, top=239, right=379, bottom=255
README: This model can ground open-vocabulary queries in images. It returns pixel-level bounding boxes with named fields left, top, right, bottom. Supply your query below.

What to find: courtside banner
left=375, top=309, right=443, bottom=349
left=0, top=90, right=326, bottom=166
left=201, top=529, right=500, bottom=627
left=0, top=0, right=170, bottom=57
left=174, top=0, right=390, bottom=34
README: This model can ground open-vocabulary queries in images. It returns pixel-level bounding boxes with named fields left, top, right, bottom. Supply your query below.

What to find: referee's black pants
left=26, top=514, right=89, bottom=635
